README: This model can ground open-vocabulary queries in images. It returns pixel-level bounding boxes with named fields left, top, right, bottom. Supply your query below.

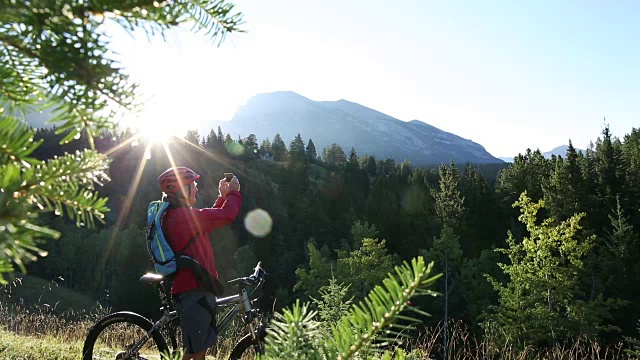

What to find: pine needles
left=264, top=256, right=441, bottom=360
left=0, top=0, right=244, bottom=282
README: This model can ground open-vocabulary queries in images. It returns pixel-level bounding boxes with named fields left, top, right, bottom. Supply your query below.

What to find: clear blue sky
left=109, top=0, right=639, bottom=157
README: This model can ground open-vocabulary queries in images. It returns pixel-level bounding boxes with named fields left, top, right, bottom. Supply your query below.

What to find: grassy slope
left=2, top=274, right=98, bottom=313
left=0, top=329, right=239, bottom=359
left=0, top=329, right=81, bottom=360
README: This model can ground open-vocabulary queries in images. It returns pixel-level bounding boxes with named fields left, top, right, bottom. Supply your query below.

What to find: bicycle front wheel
left=229, top=333, right=265, bottom=360
left=82, top=311, right=170, bottom=360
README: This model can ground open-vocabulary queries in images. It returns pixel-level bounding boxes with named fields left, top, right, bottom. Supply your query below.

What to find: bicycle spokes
left=88, top=321, right=164, bottom=360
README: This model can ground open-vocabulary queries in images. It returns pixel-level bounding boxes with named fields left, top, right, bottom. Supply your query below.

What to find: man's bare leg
left=182, top=351, right=206, bottom=360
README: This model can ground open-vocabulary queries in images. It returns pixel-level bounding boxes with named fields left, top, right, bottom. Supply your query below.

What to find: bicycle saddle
left=139, top=273, right=164, bottom=284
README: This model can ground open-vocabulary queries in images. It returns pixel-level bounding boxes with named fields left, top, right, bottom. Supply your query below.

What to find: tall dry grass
left=0, top=292, right=257, bottom=359
left=0, top=298, right=109, bottom=343
left=406, top=320, right=628, bottom=360
left=0, top=280, right=633, bottom=360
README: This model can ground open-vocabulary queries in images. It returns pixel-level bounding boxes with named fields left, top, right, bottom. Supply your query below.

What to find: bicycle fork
left=240, top=288, right=266, bottom=353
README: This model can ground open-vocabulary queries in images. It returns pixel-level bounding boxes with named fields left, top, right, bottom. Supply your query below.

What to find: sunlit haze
left=108, top=0, right=639, bottom=157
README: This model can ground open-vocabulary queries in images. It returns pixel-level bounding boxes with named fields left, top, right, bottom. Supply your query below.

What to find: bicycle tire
left=82, top=311, right=170, bottom=360
left=228, top=333, right=265, bottom=360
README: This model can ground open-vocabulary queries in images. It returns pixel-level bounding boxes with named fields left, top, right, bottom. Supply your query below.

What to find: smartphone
left=224, top=173, right=234, bottom=182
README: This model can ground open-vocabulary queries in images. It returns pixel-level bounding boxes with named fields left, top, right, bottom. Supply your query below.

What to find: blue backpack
left=145, top=201, right=225, bottom=295
left=146, top=201, right=185, bottom=276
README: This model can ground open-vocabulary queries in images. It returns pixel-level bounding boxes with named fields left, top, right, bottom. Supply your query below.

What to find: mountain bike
left=82, top=262, right=268, bottom=359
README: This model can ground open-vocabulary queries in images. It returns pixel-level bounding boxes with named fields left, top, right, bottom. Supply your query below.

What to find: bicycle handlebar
left=228, top=261, right=267, bottom=289
left=252, top=261, right=264, bottom=279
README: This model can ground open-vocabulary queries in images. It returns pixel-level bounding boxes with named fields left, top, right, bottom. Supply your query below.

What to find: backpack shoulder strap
left=147, top=201, right=169, bottom=227
left=176, top=256, right=225, bottom=296
left=148, top=201, right=196, bottom=256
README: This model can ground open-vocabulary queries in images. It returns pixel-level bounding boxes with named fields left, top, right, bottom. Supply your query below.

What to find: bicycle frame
left=216, top=287, right=257, bottom=334
left=130, top=282, right=261, bottom=356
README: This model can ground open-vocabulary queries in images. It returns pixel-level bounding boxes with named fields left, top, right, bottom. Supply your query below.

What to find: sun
left=130, top=106, right=188, bottom=145
left=138, top=120, right=175, bottom=145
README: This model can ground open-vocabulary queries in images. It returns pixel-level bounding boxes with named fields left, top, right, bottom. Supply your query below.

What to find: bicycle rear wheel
left=82, top=311, right=170, bottom=360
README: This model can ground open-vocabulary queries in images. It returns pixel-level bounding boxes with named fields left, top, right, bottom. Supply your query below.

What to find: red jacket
left=162, top=191, right=242, bottom=295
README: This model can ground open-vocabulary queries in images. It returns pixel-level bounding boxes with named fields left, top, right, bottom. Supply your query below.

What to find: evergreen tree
left=621, top=128, right=640, bottom=230
left=377, top=158, right=396, bottom=176
left=322, top=143, right=347, bottom=168
left=224, top=133, right=233, bottom=146
left=485, top=192, right=617, bottom=346
left=185, top=130, right=201, bottom=145
left=432, top=162, right=465, bottom=231
left=460, top=248, right=500, bottom=326
left=461, top=164, right=498, bottom=256
left=496, top=149, right=551, bottom=205
left=205, top=129, right=218, bottom=151
left=398, top=159, right=412, bottom=184
left=294, top=242, right=337, bottom=298
left=271, top=133, right=288, bottom=161
left=365, top=176, right=401, bottom=248
left=243, top=133, right=259, bottom=159
left=260, top=137, right=272, bottom=153
left=311, top=276, right=353, bottom=329
left=363, top=154, right=377, bottom=177
left=305, top=139, right=317, bottom=163
left=423, top=225, right=463, bottom=357
left=543, top=140, right=588, bottom=222
left=336, top=237, right=396, bottom=299
left=591, top=126, right=627, bottom=230
left=348, top=220, right=378, bottom=250
left=496, top=148, right=552, bottom=238
left=348, top=147, right=359, bottom=165
left=296, top=232, right=397, bottom=302
left=285, top=144, right=310, bottom=197
left=598, top=197, right=639, bottom=335
left=217, top=126, right=225, bottom=146
left=288, top=133, right=306, bottom=164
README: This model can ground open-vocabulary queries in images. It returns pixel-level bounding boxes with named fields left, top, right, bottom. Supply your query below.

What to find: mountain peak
left=236, top=91, right=315, bottom=117
left=335, top=98, right=355, bottom=104
left=542, top=144, right=584, bottom=158
left=212, top=92, right=503, bottom=165
left=250, top=91, right=311, bottom=101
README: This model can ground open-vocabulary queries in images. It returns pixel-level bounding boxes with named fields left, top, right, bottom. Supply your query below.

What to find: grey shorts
left=173, top=291, right=217, bottom=354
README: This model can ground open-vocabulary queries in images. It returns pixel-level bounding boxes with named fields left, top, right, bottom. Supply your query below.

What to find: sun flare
left=127, top=105, right=193, bottom=145
left=138, top=121, right=176, bottom=145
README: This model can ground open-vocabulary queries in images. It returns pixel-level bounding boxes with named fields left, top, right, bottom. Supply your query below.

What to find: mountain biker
left=157, top=166, right=242, bottom=360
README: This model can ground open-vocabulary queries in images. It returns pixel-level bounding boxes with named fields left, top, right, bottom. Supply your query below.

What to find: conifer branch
left=331, top=257, right=440, bottom=359
left=264, top=257, right=441, bottom=359
left=0, top=116, right=42, bottom=166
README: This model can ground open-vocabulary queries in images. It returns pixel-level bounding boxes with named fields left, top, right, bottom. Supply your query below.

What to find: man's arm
left=213, top=195, right=225, bottom=208
left=196, top=190, right=242, bottom=232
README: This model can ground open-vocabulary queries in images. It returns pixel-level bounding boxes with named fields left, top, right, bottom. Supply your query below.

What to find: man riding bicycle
left=157, top=167, right=242, bottom=360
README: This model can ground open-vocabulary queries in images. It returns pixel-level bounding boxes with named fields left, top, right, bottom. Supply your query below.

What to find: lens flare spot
left=244, top=208, right=272, bottom=237
left=226, top=142, right=244, bottom=156
left=402, top=186, right=426, bottom=214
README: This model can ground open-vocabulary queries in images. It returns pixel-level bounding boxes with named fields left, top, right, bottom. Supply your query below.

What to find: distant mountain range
left=542, top=145, right=584, bottom=158
left=21, top=91, right=587, bottom=167
left=209, top=91, right=503, bottom=166
left=22, top=108, right=54, bottom=129
left=1, top=96, right=56, bottom=129
left=499, top=145, right=585, bottom=163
